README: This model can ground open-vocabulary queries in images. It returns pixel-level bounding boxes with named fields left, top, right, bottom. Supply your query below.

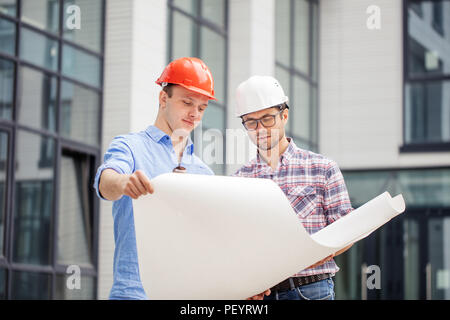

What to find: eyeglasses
left=241, top=107, right=285, bottom=131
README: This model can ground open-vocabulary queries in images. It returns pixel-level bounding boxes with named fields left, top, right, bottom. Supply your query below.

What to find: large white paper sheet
left=133, top=173, right=405, bottom=300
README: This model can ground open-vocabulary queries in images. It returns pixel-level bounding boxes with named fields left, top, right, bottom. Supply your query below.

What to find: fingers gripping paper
left=133, top=173, right=405, bottom=300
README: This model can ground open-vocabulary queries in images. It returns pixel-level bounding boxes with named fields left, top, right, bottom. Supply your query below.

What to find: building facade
left=0, top=0, right=449, bottom=300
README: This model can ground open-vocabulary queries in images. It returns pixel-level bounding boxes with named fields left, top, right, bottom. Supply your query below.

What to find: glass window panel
left=201, top=102, right=224, bottom=131
left=293, top=0, right=309, bottom=74
left=0, top=18, right=15, bottom=56
left=173, top=0, right=198, bottom=16
left=13, top=131, right=54, bottom=265
left=60, top=81, right=100, bottom=146
left=21, top=0, right=59, bottom=33
left=57, top=152, right=93, bottom=267
left=275, top=66, right=291, bottom=133
left=18, top=67, right=57, bottom=132
left=291, top=76, right=310, bottom=140
left=343, top=169, right=450, bottom=208
left=172, top=11, right=196, bottom=60
left=407, top=1, right=450, bottom=77
left=333, top=242, right=363, bottom=300
left=397, top=169, right=450, bottom=208
left=0, top=58, right=14, bottom=121
left=311, top=86, right=318, bottom=147
left=0, top=268, right=5, bottom=299
left=342, top=171, right=392, bottom=207
left=201, top=0, right=225, bottom=28
left=405, top=80, right=450, bottom=144
left=410, top=2, right=423, bottom=17
left=311, top=1, right=318, bottom=82
left=200, top=127, right=224, bottom=175
left=20, top=27, right=58, bottom=71
left=0, top=0, right=16, bottom=16
left=62, top=44, right=101, bottom=88
left=63, top=0, right=104, bottom=53
left=428, top=217, right=450, bottom=299
left=11, top=271, right=51, bottom=299
left=404, top=218, right=420, bottom=300
left=0, top=131, right=7, bottom=256
left=275, top=0, right=290, bottom=66
left=55, top=275, right=95, bottom=299
left=200, top=26, right=225, bottom=103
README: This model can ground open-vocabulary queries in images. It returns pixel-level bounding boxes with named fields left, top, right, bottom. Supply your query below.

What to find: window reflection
left=0, top=131, right=7, bottom=256
left=275, top=0, right=318, bottom=151
left=0, top=0, right=16, bottom=17
left=428, top=218, right=450, bottom=299
left=20, top=28, right=58, bottom=71
left=173, top=0, right=198, bottom=16
left=0, top=18, right=15, bottom=56
left=13, top=131, right=54, bottom=266
left=0, top=58, right=14, bottom=121
left=55, top=275, right=95, bottom=299
left=172, top=11, right=196, bottom=60
left=201, top=0, right=225, bottom=28
left=21, top=0, right=59, bottom=33
left=405, top=81, right=450, bottom=144
left=11, top=271, right=51, bottom=299
left=60, top=81, right=100, bottom=146
left=18, top=67, right=57, bottom=132
left=344, top=169, right=450, bottom=208
left=0, top=268, right=5, bottom=299
left=62, top=44, right=101, bottom=88
left=63, top=0, right=104, bottom=53
left=57, top=152, right=93, bottom=267
left=200, top=26, right=225, bottom=103
left=407, top=1, right=450, bottom=77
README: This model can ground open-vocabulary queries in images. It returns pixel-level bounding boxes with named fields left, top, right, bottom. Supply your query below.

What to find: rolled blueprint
left=133, top=173, right=405, bottom=300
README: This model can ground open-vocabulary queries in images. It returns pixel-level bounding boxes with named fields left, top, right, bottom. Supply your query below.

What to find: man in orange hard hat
left=93, top=57, right=216, bottom=300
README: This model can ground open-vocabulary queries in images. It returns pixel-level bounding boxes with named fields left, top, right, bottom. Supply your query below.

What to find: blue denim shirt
left=93, top=125, right=214, bottom=299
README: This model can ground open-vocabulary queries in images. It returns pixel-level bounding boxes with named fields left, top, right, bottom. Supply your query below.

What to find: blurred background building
left=0, top=0, right=448, bottom=300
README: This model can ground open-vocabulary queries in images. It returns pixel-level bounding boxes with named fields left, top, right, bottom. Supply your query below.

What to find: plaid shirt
left=233, top=138, right=353, bottom=277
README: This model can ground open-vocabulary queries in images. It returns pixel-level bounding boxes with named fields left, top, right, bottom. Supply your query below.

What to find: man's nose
left=188, top=108, right=200, bottom=119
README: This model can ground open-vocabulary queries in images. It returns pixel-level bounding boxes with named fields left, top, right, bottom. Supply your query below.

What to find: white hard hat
left=235, top=75, right=289, bottom=117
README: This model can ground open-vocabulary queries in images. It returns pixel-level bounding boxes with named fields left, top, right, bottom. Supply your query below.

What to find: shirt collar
left=280, top=137, right=296, bottom=165
left=145, top=125, right=194, bottom=155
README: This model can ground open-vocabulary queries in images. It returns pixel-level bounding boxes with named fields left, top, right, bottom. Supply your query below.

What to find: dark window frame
left=0, top=0, right=105, bottom=299
left=401, top=0, right=450, bottom=152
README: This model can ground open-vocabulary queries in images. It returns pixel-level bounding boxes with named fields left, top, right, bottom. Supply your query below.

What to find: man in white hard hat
left=234, top=75, right=354, bottom=300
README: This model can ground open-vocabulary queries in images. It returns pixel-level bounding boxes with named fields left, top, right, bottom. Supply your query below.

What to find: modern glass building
left=0, top=0, right=104, bottom=299
left=333, top=0, right=450, bottom=300
left=0, top=0, right=449, bottom=300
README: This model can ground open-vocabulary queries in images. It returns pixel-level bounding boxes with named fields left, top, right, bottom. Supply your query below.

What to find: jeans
left=263, top=278, right=335, bottom=300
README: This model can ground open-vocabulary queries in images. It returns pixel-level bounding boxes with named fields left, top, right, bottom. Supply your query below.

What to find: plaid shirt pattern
left=233, top=138, right=353, bottom=277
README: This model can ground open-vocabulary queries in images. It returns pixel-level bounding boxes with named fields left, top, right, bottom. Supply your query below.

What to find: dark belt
left=270, top=273, right=333, bottom=292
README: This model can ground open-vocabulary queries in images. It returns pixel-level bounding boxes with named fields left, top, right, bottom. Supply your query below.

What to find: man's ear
left=159, top=90, right=168, bottom=109
left=282, top=108, right=289, bottom=122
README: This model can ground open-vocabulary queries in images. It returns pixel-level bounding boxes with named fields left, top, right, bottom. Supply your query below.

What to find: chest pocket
left=286, top=185, right=317, bottom=218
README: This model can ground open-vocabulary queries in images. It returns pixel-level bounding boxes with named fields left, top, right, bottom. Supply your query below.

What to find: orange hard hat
left=156, top=57, right=217, bottom=100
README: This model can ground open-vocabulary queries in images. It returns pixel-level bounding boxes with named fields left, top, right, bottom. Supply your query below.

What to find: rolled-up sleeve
left=323, top=160, right=353, bottom=224
left=93, top=136, right=135, bottom=201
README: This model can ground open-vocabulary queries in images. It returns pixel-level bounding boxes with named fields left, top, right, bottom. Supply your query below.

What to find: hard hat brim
left=235, top=97, right=289, bottom=117
left=156, top=81, right=217, bottom=101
